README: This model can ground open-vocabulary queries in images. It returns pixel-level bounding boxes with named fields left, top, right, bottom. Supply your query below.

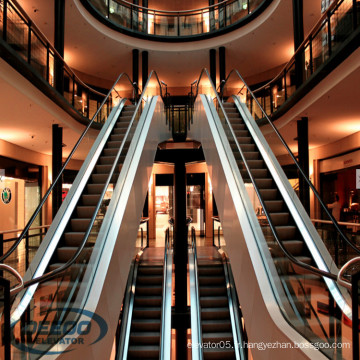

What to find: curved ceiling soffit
left=73, top=0, right=281, bottom=52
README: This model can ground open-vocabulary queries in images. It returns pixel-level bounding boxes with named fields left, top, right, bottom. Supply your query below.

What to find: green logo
left=2, top=187, right=11, bottom=204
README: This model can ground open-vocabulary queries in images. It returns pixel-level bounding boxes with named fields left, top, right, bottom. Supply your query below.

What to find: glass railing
left=248, top=0, right=360, bottom=118
left=4, top=70, right=163, bottom=359
left=0, top=0, right=131, bottom=122
left=84, top=0, right=269, bottom=39
left=222, top=68, right=360, bottom=269
left=194, top=68, right=357, bottom=359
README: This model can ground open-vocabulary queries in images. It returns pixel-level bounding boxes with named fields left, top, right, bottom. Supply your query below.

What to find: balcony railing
left=0, top=0, right=132, bottom=123
left=83, top=0, right=269, bottom=39
left=247, top=0, right=360, bottom=120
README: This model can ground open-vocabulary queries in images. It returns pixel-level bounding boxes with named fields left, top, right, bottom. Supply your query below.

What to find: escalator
left=116, top=230, right=173, bottom=360
left=49, top=104, right=135, bottom=274
left=128, top=252, right=164, bottom=358
left=189, top=228, right=245, bottom=360
left=189, top=69, right=358, bottom=359
left=3, top=71, right=171, bottom=359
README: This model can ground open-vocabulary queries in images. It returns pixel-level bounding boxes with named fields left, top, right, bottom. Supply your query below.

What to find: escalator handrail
left=189, top=226, right=203, bottom=360
left=0, top=72, right=137, bottom=264
left=160, top=227, right=172, bottom=360
left=10, top=71, right=160, bottom=290
left=222, top=68, right=360, bottom=255
left=116, top=251, right=143, bottom=360
left=196, top=68, right=339, bottom=282
left=0, top=264, right=23, bottom=295
left=218, top=250, right=247, bottom=360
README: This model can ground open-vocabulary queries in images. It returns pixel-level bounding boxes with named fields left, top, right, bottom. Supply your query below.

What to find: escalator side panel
left=50, top=96, right=170, bottom=359
left=189, top=95, right=325, bottom=360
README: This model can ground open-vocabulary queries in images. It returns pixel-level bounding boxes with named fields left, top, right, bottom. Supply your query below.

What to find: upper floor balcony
left=82, top=0, right=271, bottom=41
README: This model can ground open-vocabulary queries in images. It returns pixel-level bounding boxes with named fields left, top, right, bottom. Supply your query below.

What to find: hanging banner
left=356, top=169, right=360, bottom=189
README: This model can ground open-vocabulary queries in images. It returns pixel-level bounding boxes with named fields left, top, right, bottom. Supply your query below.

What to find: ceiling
left=1, top=0, right=359, bottom=161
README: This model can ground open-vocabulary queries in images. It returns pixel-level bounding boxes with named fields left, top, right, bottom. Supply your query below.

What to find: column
left=52, top=124, right=63, bottom=219
left=209, top=48, right=216, bottom=88
left=54, top=0, right=65, bottom=94
left=297, top=117, right=310, bottom=214
left=292, top=0, right=305, bottom=88
left=174, top=159, right=188, bottom=359
left=142, top=51, right=148, bottom=90
left=142, top=0, right=148, bottom=33
left=133, top=0, right=139, bottom=30
left=132, top=49, right=139, bottom=99
left=219, top=46, right=226, bottom=91
left=209, top=0, right=215, bottom=31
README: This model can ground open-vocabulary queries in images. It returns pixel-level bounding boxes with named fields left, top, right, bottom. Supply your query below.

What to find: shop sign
left=357, top=169, right=360, bottom=189
left=1, top=187, right=12, bottom=204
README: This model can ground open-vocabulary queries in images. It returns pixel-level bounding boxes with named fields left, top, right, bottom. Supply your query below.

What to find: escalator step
left=200, top=296, right=228, bottom=307
left=64, top=232, right=88, bottom=246
left=198, top=265, right=223, bottom=276
left=258, top=188, right=278, bottom=201
left=202, top=332, right=234, bottom=343
left=203, top=347, right=235, bottom=359
left=199, top=275, right=225, bottom=285
left=255, top=178, right=273, bottom=188
left=81, top=194, right=101, bottom=206
left=129, top=331, right=160, bottom=345
left=244, top=159, right=264, bottom=169
left=268, top=212, right=290, bottom=226
left=136, top=275, right=163, bottom=285
left=268, top=239, right=304, bottom=257
left=240, top=168, right=268, bottom=179
left=70, top=218, right=91, bottom=232
left=132, top=307, right=161, bottom=319
left=87, top=183, right=104, bottom=194
left=113, top=127, right=129, bottom=135
left=135, top=285, right=162, bottom=296
left=134, top=296, right=162, bottom=306
left=91, top=173, right=118, bottom=184
left=264, top=200, right=284, bottom=212
left=201, top=307, right=230, bottom=320
left=242, top=151, right=260, bottom=160
left=202, top=319, right=232, bottom=332
left=199, top=286, right=227, bottom=296
left=98, top=156, right=116, bottom=165
left=131, top=319, right=161, bottom=331
left=76, top=206, right=96, bottom=218
left=56, top=246, right=92, bottom=263
left=110, top=134, right=125, bottom=142
left=137, top=266, right=163, bottom=275
left=128, top=345, right=159, bottom=359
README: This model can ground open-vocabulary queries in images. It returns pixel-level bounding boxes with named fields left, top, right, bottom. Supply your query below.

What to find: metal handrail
left=0, top=225, right=50, bottom=236
left=160, top=227, right=172, bottom=360
left=105, top=0, right=232, bottom=15
left=189, top=226, right=203, bottom=360
left=116, top=250, right=143, bottom=360
left=0, top=72, right=137, bottom=264
left=0, top=264, right=23, bottom=294
left=195, top=68, right=341, bottom=282
left=218, top=249, right=246, bottom=360
left=4, top=0, right=107, bottom=98
left=338, top=256, right=360, bottom=290
left=222, top=68, right=360, bottom=256
left=251, top=0, right=357, bottom=95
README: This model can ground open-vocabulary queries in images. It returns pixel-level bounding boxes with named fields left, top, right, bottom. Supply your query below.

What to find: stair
left=128, top=262, right=164, bottom=359
left=198, top=255, right=236, bottom=359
